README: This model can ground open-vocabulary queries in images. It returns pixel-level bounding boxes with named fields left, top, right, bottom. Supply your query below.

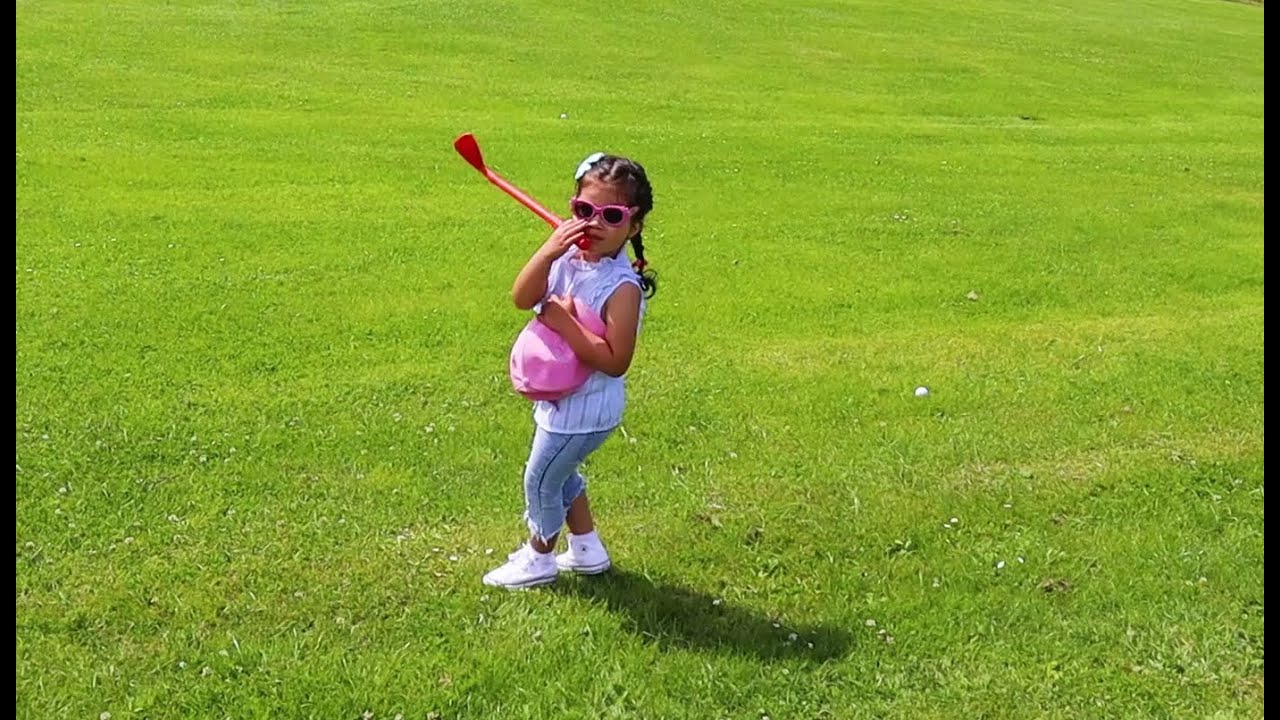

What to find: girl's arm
left=540, top=283, right=642, bottom=377
left=511, top=219, right=588, bottom=310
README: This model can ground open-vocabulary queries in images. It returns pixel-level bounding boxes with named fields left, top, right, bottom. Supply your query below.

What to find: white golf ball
left=914, top=386, right=930, bottom=397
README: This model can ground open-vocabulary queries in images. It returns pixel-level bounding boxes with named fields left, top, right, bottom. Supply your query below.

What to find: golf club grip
left=484, top=169, right=562, bottom=227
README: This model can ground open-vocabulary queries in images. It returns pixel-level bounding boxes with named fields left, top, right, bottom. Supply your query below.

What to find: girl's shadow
left=549, top=569, right=853, bottom=663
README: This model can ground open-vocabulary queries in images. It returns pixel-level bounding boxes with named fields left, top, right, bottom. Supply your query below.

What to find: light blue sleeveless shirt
left=532, top=249, right=646, bottom=433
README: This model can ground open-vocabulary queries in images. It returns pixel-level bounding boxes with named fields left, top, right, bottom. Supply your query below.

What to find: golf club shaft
left=484, top=169, right=562, bottom=227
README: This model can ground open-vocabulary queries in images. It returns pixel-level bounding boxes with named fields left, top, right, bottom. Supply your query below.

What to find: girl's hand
left=538, top=294, right=577, bottom=333
left=536, top=219, right=587, bottom=262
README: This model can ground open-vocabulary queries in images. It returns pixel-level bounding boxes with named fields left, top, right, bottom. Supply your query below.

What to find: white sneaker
left=556, top=533, right=612, bottom=575
left=482, top=545, right=558, bottom=589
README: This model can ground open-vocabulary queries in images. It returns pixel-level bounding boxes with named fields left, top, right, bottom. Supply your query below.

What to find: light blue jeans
left=523, top=426, right=615, bottom=542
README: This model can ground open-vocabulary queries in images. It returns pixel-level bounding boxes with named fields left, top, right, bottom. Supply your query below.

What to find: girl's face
left=570, top=178, right=640, bottom=262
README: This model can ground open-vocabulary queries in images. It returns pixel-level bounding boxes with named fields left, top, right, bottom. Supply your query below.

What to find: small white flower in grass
left=101, top=713, right=111, bottom=720
left=178, top=661, right=187, bottom=669
left=167, top=514, right=180, bottom=523
left=712, top=598, right=722, bottom=606
left=201, top=666, right=213, bottom=677
left=1003, top=503, right=1013, bottom=509
left=950, top=517, right=959, bottom=525
left=123, top=537, right=134, bottom=544
left=996, top=561, right=1006, bottom=570
left=362, top=712, right=374, bottom=720
left=787, top=632, right=798, bottom=642
left=449, top=555, right=459, bottom=562
left=865, top=619, right=876, bottom=627
left=1017, top=557, right=1025, bottom=564
left=772, top=622, right=780, bottom=628
left=485, top=548, right=494, bottom=555
left=807, top=642, right=814, bottom=649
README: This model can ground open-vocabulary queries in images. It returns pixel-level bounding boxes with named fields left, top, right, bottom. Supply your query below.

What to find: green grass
left=16, top=0, right=1263, bottom=717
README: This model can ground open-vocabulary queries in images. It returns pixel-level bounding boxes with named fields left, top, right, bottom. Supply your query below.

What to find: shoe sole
left=482, top=573, right=557, bottom=590
left=557, top=560, right=612, bottom=575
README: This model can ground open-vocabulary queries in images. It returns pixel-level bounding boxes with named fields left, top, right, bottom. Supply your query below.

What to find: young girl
left=483, top=151, right=657, bottom=589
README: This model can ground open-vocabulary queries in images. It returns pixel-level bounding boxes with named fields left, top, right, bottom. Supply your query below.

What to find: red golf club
left=454, top=133, right=590, bottom=240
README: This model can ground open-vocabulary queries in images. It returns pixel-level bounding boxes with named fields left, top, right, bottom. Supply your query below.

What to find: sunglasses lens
left=570, top=201, right=593, bottom=220
left=602, top=207, right=626, bottom=225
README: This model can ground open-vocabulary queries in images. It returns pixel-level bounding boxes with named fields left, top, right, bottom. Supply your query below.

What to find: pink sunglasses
left=570, top=198, right=637, bottom=227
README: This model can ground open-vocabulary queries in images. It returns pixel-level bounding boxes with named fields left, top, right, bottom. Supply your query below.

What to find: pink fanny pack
left=509, top=297, right=606, bottom=401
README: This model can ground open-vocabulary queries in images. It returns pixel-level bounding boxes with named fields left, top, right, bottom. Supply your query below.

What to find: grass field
left=15, top=0, right=1264, bottom=717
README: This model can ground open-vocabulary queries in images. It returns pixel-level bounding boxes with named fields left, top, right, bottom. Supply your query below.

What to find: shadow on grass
left=549, top=569, right=853, bottom=663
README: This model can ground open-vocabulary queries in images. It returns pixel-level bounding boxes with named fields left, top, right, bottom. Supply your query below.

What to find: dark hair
left=575, top=155, right=657, bottom=299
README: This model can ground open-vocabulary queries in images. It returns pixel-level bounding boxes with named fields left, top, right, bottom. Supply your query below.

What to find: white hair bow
left=574, top=152, right=605, bottom=180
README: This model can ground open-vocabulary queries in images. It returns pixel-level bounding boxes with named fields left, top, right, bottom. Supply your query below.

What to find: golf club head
left=453, top=133, right=486, bottom=172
